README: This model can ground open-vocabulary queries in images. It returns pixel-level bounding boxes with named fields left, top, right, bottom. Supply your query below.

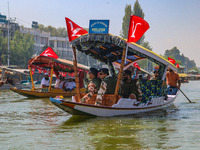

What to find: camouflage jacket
left=80, top=78, right=101, bottom=103
left=96, top=76, right=117, bottom=104
left=120, top=79, right=142, bottom=100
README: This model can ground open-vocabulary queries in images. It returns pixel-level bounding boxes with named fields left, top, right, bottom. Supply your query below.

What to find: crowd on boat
left=78, top=66, right=181, bottom=105
left=40, top=73, right=76, bottom=91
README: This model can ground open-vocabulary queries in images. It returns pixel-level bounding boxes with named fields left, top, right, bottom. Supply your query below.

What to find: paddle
left=178, top=88, right=195, bottom=103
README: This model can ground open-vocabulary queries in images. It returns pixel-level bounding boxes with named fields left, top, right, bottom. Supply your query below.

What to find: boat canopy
left=71, top=34, right=177, bottom=71
left=28, top=56, right=89, bottom=72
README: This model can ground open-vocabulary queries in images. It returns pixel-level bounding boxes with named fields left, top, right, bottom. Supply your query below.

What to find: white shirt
left=41, top=77, right=50, bottom=87
left=65, top=81, right=76, bottom=90
left=55, top=79, right=60, bottom=88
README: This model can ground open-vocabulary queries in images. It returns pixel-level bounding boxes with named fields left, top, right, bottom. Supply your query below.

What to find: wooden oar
left=179, top=88, right=195, bottom=103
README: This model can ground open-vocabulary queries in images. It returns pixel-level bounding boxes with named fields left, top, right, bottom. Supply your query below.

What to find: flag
left=65, top=17, right=88, bottom=42
left=127, top=15, right=150, bottom=43
left=133, top=62, right=140, bottom=70
left=40, top=47, right=59, bottom=59
left=176, top=63, right=179, bottom=68
left=168, top=57, right=176, bottom=64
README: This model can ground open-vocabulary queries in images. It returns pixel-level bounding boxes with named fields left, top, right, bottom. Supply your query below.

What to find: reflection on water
left=0, top=81, right=200, bottom=149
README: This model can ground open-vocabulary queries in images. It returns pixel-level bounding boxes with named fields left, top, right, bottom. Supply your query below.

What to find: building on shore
left=20, top=27, right=50, bottom=55
left=0, top=16, right=73, bottom=59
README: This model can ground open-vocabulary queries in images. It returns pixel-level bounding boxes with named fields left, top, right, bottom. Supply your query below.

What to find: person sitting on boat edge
left=166, top=68, right=181, bottom=95
left=80, top=68, right=101, bottom=103
left=96, top=68, right=117, bottom=105
left=120, top=70, right=142, bottom=101
left=41, top=73, right=50, bottom=88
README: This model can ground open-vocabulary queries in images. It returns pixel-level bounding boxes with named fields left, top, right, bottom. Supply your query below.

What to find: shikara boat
left=10, top=50, right=89, bottom=98
left=50, top=34, right=178, bottom=117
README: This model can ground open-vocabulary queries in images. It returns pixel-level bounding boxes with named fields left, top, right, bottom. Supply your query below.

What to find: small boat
left=0, top=66, right=31, bottom=90
left=10, top=48, right=89, bottom=98
left=50, top=34, right=178, bottom=117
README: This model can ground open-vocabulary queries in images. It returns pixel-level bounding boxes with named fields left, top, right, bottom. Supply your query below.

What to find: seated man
left=54, top=74, right=64, bottom=89
left=166, top=68, right=181, bottom=95
left=120, top=70, right=142, bottom=101
left=80, top=68, right=101, bottom=103
left=64, top=78, right=76, bottom=91
left=96, top=68, right=117, bottom=105
left=41, top=73, right=50, bottom=88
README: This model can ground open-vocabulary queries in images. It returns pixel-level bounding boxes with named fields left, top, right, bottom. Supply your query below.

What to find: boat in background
left=0, top=66, right=31, bottom=90
left=50, top=33, right=178, bottom=117
left=10, top=48, right=89, bottom=98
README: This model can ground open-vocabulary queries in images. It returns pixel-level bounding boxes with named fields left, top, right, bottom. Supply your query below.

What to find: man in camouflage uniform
left=120, top=70, right=142, bottom=101
left=80, top=68, right=101, bottom=103
left=96, top=68, right=117, bottom=105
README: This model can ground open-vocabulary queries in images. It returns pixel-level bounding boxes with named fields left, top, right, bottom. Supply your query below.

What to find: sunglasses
left=99, top=73, right=104, bottom=75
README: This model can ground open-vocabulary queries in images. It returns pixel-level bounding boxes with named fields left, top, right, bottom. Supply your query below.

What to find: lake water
left=0, top=81, right=200, bottom=150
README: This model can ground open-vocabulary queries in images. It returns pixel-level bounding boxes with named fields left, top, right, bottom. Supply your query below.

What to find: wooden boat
left=0, top=66, right=31, bottom=90
left=50, top=34, right=178, bottom=117
left=10, top=48, right=89, bottom=98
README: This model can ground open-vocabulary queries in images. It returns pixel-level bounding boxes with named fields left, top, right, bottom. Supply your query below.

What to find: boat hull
left=10, top=87, right=85, bottom=98
left=50, top=94, right=178, bottom=117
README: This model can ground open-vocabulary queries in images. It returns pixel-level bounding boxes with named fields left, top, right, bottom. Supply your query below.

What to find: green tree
left=0, top=31, right=7, bottom=65
left=164, top=46, right=197, bottom=70
left=9, top=31, right=35, bottom=68
left=120, top=4, right=132, bottom=39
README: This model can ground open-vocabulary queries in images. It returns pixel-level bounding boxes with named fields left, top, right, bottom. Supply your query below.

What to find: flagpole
left=72, top=47, right=81, bottom=100
left=114, top=47, right=127, bottom=103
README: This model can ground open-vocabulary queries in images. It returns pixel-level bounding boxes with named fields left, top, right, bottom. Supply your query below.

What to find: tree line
left=0, top=31, right=35, bottom=68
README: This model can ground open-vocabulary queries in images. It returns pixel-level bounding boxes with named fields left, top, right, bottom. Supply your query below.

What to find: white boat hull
left=50, top=94, right=178, bottom=117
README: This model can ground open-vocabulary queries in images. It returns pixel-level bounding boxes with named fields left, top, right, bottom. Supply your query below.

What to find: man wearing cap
left=166, top=68, right=181, bottom=95
left=41, top=73, right=50, bottom=88
left=54, top=74, right=64, bottom=89
left=81, top=68, right=101, bottom=103
left=120, top=70, right=142, bottom=100
left=96, top=68, right=117, bottom=105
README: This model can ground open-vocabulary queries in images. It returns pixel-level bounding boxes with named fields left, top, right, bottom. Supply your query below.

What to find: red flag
left=40, top=47, right=59, bottom=59
left=168, top=57, right=176, bottom=64
left=65, top=17, right=88, bottom=42
left=176, top=63, right=179, bottom=68
left=133, top=62, right=140, bottom=70
left=127, top=15, right=150, bottom=43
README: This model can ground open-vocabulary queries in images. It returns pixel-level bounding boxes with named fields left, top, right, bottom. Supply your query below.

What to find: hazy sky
left=1, top=0, right=200, bottom=67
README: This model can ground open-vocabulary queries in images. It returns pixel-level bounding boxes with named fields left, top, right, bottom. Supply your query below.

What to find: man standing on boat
left=166, top=68, right=181, bottom=95
left=80, top=68, right=101, bottom=103
left=120, top=70, right=142, bottom=101
left=96, top=68, right=117, bottom=105
left=41, top=73, right=50, bottom=88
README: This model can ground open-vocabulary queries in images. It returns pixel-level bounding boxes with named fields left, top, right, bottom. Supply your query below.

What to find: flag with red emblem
left=168, top=57, right=176, bottom=64
left=176, top=63, right=180, bottom=68
left=40, top=47, right=59, bottom=59
left=127, top=15, right=150, bottom=43
left=65, top=17, right=88, bottom=42
left=133, top=62, right=140, bottom=70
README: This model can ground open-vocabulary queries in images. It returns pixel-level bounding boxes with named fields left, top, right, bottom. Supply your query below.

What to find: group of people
left=40, top=73, right=76, bottom=91
left=81, top=68, right=142, bottom=105
left=81, top=66, right=181, bottom=105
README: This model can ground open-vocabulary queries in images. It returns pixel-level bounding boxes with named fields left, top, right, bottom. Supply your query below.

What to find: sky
left=1, top=0, right=200, bottom=67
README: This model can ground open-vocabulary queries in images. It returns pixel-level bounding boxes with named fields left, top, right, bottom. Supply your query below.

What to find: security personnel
left=120, top=70, right=142, bottom=101
left=96, top=68, right=117, bottom=105
left=81, top=68, right=101, bottom=103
